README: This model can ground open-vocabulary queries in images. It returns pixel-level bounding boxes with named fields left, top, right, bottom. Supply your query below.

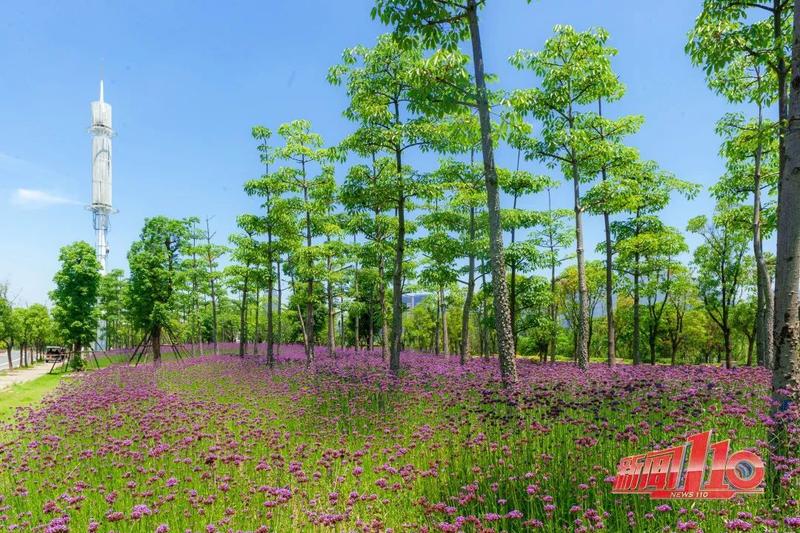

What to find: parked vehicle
left=45, top=346, right=67, bottom=363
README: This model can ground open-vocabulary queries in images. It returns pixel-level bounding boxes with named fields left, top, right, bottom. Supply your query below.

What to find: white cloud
left=11, top=188, right=80, bottom=208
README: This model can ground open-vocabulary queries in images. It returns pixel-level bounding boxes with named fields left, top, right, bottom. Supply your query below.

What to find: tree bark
left=773, top=0, right=800, bottom=406
left=205, top=218, right=220, bottom=356
left=368, top=302, right=374, bottom=351
left=571, top=159, right=590, bottom=370
left=276, top=259, right=282, bottom=359
left=389, top=95, right=407, bottom=373
left=379, top=253, right=389, bottom=361
left=266, top=247, right=274, bottom=368
left=354, top=243, right=360, bottom=352
left=633, top=261, right=641, bottom=365
left=546, top=189, right=557, bottom=364
left=597, top=100, right=616, bottom=366
left=152, top=325, right=161, bottom=367
left=390, top=192, right=405, bottom=372
left=510, top=190, right=518, bottom=349
left=441, top=287, right=449, bottom=356
left=753, top=107, right=775, bottom=369
left=467, top=0, right=517, bottom=384
left=253, top=285, right=260, bottom=355
left=460, top=206, right=476, bottom=364
left=303, top=173, right=315, bottom=365
left=327, top=247, right=335, bottom=359
left=479, top=258, right=488, bottom=358
left=239, top=270, right=249, bottom=358
left=434, top=290, right=441, bottom=356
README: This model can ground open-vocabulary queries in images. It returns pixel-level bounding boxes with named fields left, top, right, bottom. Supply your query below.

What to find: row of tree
left=1, top=1, right=797, bottom=403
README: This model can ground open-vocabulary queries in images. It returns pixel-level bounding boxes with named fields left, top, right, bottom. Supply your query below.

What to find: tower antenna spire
left=89, top=75, right=114, bottom=275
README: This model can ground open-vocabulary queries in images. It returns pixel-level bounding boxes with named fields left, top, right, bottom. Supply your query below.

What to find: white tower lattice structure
left=90, top=80, right=114, bottom=274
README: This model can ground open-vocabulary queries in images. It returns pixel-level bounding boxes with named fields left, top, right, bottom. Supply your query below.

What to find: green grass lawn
left=0, top=372, right=64, bottom=421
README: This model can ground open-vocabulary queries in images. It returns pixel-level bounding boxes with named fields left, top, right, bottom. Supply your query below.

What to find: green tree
left=372, top=0, right=521, bottom=384
left=227, top=214, right=262, bottom=358
left=709, top=60, right=779, bottom=369
left=329, top=34, right=454, bottom=374
left=510, top=26, right=635, bottom=369
left=640, top=228, right=689, bottom=364
left=271, top=120, right=334, bottom=365
left=0, top=283, right=17, bottom=369
left=50, top=241, right=101, bottom=361
left=431, top=153, right=488, bottom=363
left=244, top=125, right=298, bottom=366
left=340, top=157, right=397, bottom=360
left=664, top=265, right=697, bottom=365
left=556, top=260, right=606, bottom=361
left=24, top=304, right=52, bottom=361
left=529, top=189, right=574, bottom=362
left=128, top=217, right=192, bottom=366
left=98, top=269, right=127, bottom=350
left=586, top=158, right=698, bottom=364
left=689, top=208, right=751, bottom=369
left=197, top=217, right=227, bottom=355
left=499, top=142, right=553, bottom=352
left=687, top=0, right=790, bottom=178
left=417, top=188, right=462, bottom=357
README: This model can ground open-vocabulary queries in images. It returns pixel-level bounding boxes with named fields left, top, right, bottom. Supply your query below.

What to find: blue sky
left=0, top=1, right=753, bottom=305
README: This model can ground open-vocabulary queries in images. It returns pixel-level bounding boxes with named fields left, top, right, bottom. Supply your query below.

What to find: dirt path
left=0, top=363, right=53, bottom=391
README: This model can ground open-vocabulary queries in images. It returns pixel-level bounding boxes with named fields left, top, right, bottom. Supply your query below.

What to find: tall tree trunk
left=723, top=325, right=733, bottom=369
left=239, top=270, right=249, bottom=358
left=546, top=188, right=557, bottom=364
left=368, top=302, right=374, bottom=352
left=354, top=244, right=360, bottom=353
left=773, top=0, right=800, bottom=400
left=205, top=217, right=220, bottom=356
left=441, top=287, right=449, bottom=356
left=770, top=7, right=796, bottom=495
left=547, top=269, right=556, bottom=363
left=327, top=253, right=335, bottom=359
left=598, top=98, right=616, bottom=366
left=152, top=325, right=161, bottom=367
left=510, top=190, right=519, bottom=349
left=210, top=276, right=218, bottom=356
left=776, top=0, right=789, bottom=184
left=433, top=290, right=441, bottom=356
left=276, top=259, right=282, bottom=359
left=753, top=101, right=775, bottom=368
left=253, top=285, right=260, bottom=355
left=603, top=206, right=616, bottom=367
left=478, top=258, right=487, bottom=358
left=379, top=254, right=389, bottom=361
left=390, top=188, right=405, bottom=372
left=460, top=207, right=476, bottom=364
left=266, top=248, right=274, bottom=368
left=649, top=325, right=657, bottom=365
left=633, top=262, right=641, bottom=365
left=479, top=258, right=489, bottom=358
left=571, top=159, right=590, bottom=370
left=304, top=180, right=315, bottom=364
left=467, top=0, right=517, bottom=384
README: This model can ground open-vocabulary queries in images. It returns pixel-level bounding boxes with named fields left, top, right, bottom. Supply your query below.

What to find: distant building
left=403, top=293, right=429, bottom=309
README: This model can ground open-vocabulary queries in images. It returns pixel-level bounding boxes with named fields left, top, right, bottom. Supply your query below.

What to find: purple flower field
left=1, top=346, right=798, bottom=532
